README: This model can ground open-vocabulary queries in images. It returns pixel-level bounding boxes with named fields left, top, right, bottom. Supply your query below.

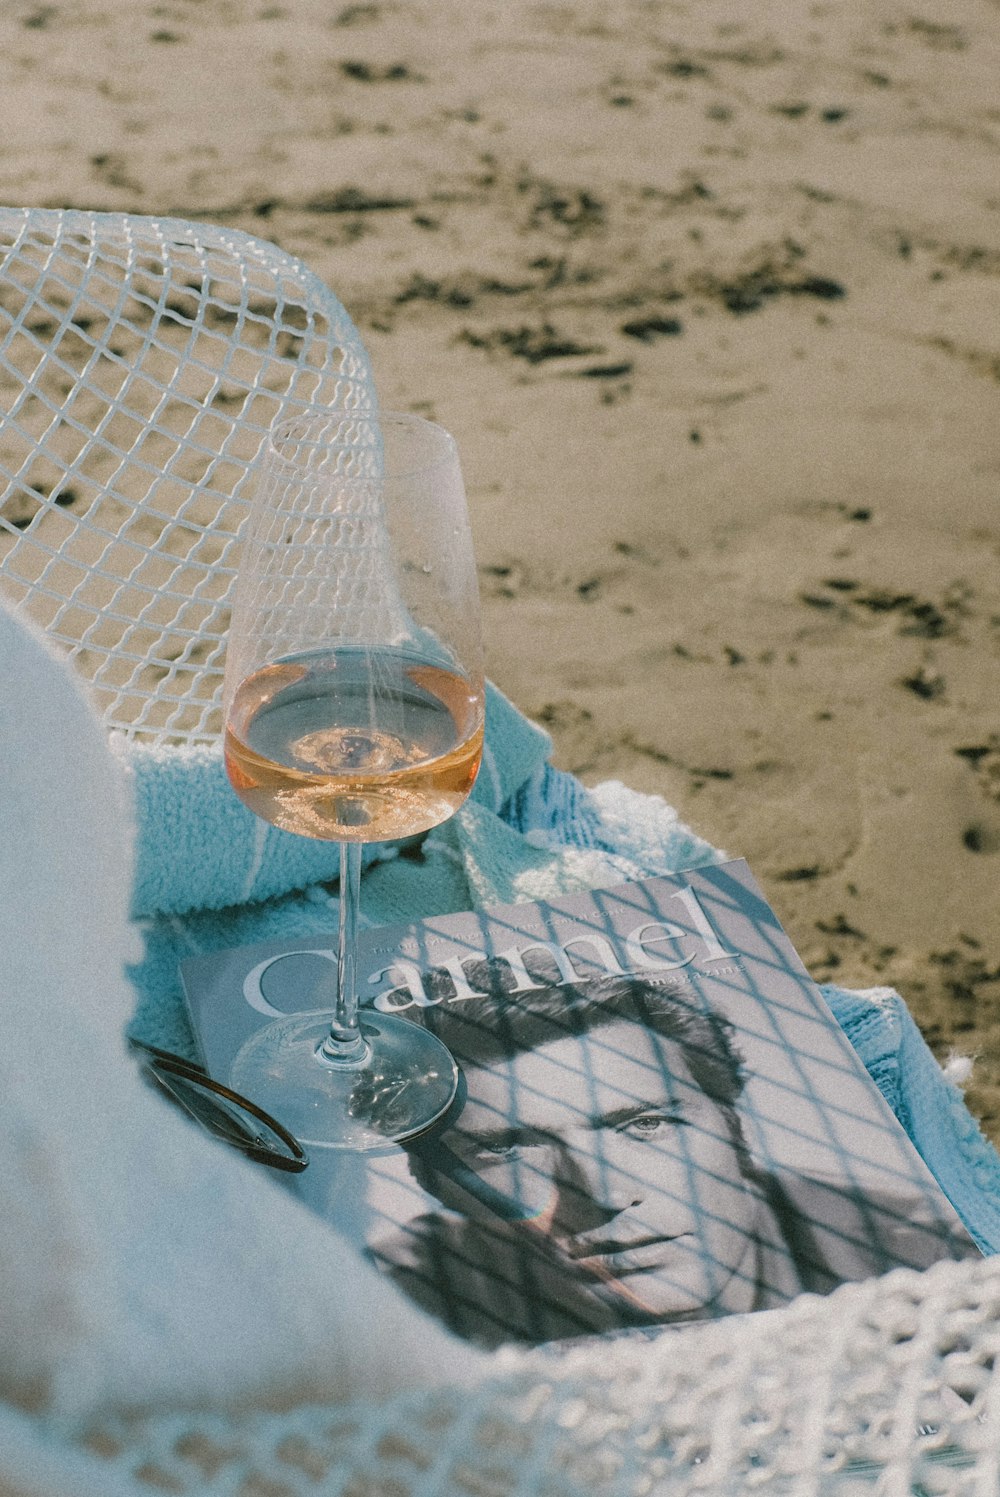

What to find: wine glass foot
left=230, top=1011, right=459, bottom=1150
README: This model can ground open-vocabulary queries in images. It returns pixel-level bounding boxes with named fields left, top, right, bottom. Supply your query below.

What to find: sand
left=1, top=0, right=998, bottom=1133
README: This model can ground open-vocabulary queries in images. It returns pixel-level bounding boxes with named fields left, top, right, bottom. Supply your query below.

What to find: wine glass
left=222, top=410, right=485, bottom=1149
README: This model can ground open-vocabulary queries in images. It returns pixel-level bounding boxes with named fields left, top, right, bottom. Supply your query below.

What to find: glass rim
left=265, top=408, right=460, bottom=485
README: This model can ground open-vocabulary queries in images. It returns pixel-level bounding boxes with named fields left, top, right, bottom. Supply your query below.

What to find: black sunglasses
left=130, top=1038, right=308, bottom=1173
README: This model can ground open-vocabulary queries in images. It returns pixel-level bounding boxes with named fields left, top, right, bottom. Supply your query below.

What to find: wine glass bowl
left=224, top=646, right=483, bottom=842
left=222, top=410, right=485, bottom=1149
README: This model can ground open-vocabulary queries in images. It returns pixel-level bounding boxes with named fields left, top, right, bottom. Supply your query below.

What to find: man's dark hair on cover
left=414, top=963, right=754, bottom=1171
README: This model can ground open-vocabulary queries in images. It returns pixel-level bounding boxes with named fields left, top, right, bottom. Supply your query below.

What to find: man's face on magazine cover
left=417, top=1018, right=760, bottom=1321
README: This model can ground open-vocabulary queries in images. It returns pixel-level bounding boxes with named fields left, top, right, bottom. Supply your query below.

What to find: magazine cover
left=181, top=859, right=979, bottom=1348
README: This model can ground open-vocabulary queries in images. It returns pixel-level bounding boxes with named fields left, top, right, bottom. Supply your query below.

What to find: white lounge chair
left=1, top=209, right=997, bottom=1497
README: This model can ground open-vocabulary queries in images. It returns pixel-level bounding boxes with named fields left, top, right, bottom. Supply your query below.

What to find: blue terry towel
left=127, top=695, right=1000, bottom=1257
left=116, top=680, right=551, bottom=918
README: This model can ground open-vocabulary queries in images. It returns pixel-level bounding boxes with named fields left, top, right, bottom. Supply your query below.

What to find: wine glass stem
left=317, top=841, right=370, bottom=1068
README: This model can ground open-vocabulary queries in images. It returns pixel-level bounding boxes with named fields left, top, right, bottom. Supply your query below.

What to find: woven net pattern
left=0, top=208, right=376, bottom=742
left=27, top=1253, right=999, bottom=1496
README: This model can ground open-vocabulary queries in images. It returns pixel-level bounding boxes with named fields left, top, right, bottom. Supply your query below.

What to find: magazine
left=181, top=858, right=979, bottom=1349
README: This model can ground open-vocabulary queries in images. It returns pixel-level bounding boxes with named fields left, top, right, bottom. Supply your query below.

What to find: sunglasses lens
left=143, top=1062, right=307, bottom=1171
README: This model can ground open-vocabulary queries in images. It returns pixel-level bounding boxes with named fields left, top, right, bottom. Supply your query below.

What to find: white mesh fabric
left=6, top=1252, right=998, bottom=1496
left=0, top=208, right=376, bottom=742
